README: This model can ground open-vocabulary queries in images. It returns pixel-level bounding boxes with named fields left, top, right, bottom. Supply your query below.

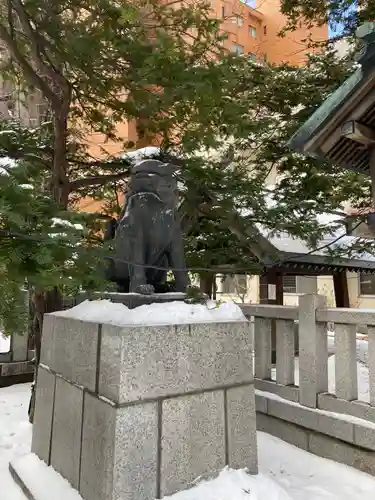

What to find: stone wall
left=31, top=314, right=258, bottom=500
left=257, top=410, right=375, bottom=476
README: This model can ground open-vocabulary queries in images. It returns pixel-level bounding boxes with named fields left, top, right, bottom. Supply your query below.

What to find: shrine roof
left=255, top=226, right=375, bottom=275
left=288, top=23, right=375, bottom=176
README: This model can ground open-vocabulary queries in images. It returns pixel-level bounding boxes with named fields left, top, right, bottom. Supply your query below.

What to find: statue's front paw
left=135, top=284, right=155, bottom=295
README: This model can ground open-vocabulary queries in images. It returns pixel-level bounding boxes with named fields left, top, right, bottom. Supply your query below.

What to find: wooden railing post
left=298, top=294, right=328, bottom=408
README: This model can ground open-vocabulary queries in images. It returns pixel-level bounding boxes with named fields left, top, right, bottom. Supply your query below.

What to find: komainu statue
left=106, top=159, right=190, bottom=294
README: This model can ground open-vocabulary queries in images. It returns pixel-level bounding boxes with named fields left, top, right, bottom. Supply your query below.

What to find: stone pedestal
left=30, top=312, right=257, bottom=500
left=72, top=292, right=191, bottom=310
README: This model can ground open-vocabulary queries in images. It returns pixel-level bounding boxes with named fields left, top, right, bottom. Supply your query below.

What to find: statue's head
left=130, top=159, right=178, bottom=205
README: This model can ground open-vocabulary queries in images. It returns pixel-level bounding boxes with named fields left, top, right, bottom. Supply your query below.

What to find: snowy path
left=1, top=384, right=375, bottom=500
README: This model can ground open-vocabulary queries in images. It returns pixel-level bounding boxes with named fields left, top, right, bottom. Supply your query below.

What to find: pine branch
left=0, top=21, right=56, bottom=103
left=69, top=171, right=131, bottom=189
left=12, top=0, right=58, bottom=75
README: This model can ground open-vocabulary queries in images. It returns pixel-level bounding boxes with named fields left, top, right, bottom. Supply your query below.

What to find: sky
left=328, top=1, right=357, bottom=38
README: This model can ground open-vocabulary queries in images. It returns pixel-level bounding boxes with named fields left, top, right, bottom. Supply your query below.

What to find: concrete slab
left=31, top=366, right=56, bottom=464
left=50, top=377, right=84, bottom=489
left=227, top=385, right=258, bottom=473
left=80, top=393, right=158, bottom=500
left=41, top=315, right=100, bottom=392
left=160, top=390, right=225, bottom=496
left=99, top=321, right=253, bottom=404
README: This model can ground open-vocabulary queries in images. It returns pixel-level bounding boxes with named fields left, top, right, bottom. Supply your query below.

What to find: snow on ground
left=0, top=384, right=31, bottom=500
left=0, top=333, right=10, bottom=353
left=327, top=333, right=369, bottom=365
left=257, top=432, right=375, bottom=500
left=2, top=384, right=375, bottom=500
left=167, top=467, right=292, bottom=500
left=53, top=299, right=246, bottom=325
left=327, top=356, right=370, bottom=403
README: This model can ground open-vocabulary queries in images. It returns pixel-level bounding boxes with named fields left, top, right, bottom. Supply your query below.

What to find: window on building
left=248, top=52, right=256, bottom=61
left=263, top=25, right=267, bottom=35
left=359, top=274, right=375, bottom=295
left=231, top=14, right=244, bottom=27
left=221, top=5, right=225, bottom=18
left=218, top=31, right=227, bottom=45
left=283, top=276, right=297, bottom=294
left=231, top=43, right=244, bottom=55
left=221, top=274, right=247, bottom=295
left=248, top=25, right=257, bottom=37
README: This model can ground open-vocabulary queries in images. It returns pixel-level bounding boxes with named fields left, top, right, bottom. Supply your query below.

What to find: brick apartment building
left=84, top=0, right=327, bottom=157
left=0, top=0, right=327, bottom=145
left=0, top=1, right=334, bottom=303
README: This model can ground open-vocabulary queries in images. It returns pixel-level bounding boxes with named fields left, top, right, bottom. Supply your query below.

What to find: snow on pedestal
left=26, top=299, right=258, bottom=500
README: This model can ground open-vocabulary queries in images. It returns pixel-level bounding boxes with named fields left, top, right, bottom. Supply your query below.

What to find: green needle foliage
left=279, top=0, right=375, bottom=37
left=0, top=0, right=373, bottom=338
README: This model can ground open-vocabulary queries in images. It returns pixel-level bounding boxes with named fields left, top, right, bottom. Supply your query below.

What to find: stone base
left=32, top=366, right=257, bottom=500
left=31, top=317, right=258, bottom=500
left=73, top=292, right=189, bottom=310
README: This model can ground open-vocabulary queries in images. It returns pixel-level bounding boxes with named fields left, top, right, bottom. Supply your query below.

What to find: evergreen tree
left=0, top=0, right=240, bottom=362
left=279, top=0, right=373, bottom=38
left=180, top=49, right=372, bottom=278
left=0, top=1, right=373, bottom=337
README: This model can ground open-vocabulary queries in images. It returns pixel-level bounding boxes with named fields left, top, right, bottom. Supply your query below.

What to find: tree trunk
left=29, top=104, right=70, bottom=423
left=52, top=106, right=70, bottom=206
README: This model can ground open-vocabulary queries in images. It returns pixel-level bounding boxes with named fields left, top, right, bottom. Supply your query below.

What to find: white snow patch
left=52, top=299, right=247, bottom=325
left=0, top=384, right=32, bottom=500
left=327, top=332, right=369, bottom=365
left=0, top=156, right=17, bottom=175
left=0, top=333, right=10, bottom=353
left=257, top=226, right=375, bottom=263
left=120, top=146, right=161, bottom=163
left=257, top=431, right=375, bottom=500
left=327, top=355, right=370, bottom=404
left=10, top=454, right=83, bottom=500
left=167, top=467, right=292, bottom=500
left=51, top=218, right=83, bottom=230
left=10, top=460, right=293, bottom=500
left=2, top=385, right=375, bottom=500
